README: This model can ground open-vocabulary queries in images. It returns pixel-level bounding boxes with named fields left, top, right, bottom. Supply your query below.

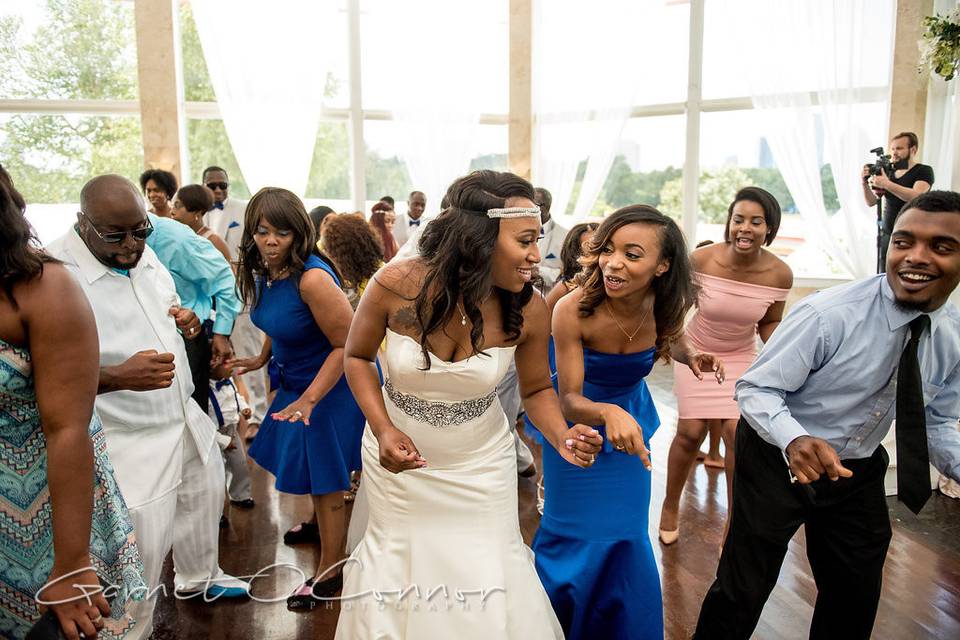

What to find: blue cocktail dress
left=248, top=255, right=364, bottom=495
left=533, top=346, right=664, bottom=640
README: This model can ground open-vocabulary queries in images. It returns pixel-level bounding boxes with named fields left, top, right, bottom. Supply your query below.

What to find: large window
left=1, top=0, right=142, bottom=205
left=598, top=115, right=686, bottom=218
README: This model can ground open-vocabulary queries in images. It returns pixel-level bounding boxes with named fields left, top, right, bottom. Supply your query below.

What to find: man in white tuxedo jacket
left=201, top=166, right=270, bottom=429
left=534, top=187, right=568, bottom=290
left=392, top=190, right=427, bottom=252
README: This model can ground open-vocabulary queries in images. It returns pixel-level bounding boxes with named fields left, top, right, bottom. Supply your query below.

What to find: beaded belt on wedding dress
left=383, top=379, right=497, bottom=427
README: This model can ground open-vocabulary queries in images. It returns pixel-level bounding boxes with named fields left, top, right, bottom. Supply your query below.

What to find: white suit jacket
left=538, top=218, right=569, bottom=290
left=203, top=197, right=248, bottom=262
left=48, top=229, right=217, bottom=508
left=392, top=212, right=427, bottom=250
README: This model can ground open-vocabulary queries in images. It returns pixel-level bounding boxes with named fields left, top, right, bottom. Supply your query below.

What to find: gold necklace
left=266, top=265, right=290, bottom=288
left=604, top=297, right=651, bottom=342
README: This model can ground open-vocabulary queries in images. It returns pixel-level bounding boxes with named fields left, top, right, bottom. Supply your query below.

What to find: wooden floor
left=153, top=362, right=960, bottom=639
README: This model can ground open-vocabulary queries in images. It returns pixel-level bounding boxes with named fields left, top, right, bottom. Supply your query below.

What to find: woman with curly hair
left=228, top=187, right=364, bottom=610
left=321, top=213, right=384, bottom=309
left=535, top=205, right=724, bottom=640
left=369, top=200, right=399, bottom=262
left=336, top=170, right=603, bottom=638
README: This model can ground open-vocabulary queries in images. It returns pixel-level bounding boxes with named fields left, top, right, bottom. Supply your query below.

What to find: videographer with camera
left=862, top=131, right=934, bottom=265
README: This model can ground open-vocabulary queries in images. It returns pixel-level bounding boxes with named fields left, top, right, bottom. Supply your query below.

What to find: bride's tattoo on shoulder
left=390, top=305, right=418, bottom=331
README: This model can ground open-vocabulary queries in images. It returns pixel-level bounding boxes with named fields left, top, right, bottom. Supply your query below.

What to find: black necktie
left=896, top=314, right=932, bottom=514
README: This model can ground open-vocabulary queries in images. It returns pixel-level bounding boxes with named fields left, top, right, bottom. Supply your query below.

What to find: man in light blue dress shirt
left=695, top=191, right=960, bottom=640
left=146, top=211, right=240, bottom=412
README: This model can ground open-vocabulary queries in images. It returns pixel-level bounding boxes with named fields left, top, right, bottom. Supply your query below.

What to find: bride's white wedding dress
left=335, top=329, right=563, bottom=639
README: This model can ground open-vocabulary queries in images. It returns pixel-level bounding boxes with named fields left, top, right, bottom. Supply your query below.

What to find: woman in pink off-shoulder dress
left=658, top=187, right=793, bottom=544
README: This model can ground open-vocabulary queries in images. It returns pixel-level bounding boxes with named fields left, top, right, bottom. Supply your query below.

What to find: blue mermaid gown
left=533, top=346, right=664, bottom=640
left=248, top=255, right=364, bottom=495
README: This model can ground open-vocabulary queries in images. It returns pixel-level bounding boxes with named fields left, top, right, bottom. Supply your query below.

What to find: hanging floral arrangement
left=919, top=8, right=960, bottom=81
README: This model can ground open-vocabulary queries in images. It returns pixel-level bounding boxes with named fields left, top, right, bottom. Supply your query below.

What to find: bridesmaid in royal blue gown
left=231, top=188, right=364, bottom=610
left=534, top=206, right=723, bottom=640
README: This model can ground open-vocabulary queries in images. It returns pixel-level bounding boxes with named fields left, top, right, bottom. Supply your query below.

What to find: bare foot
left=703, top=455, right=725, bottom=469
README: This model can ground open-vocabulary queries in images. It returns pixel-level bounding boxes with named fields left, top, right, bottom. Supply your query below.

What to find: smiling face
left=886, top=207, right=960, bottom=312
left=253, top=216, right=295, bottom=272
left=144, top=179, right=168, bottom=213
left=727, top=199, right=769, bottom=253
left=598, top=222, right=669, bottom=298
left=490, top=196, right=541, bottom=292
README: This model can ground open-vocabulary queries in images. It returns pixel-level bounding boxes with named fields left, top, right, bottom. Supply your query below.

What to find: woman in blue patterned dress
left=0, top=167, right=143, bottom=639
left=231, top=187, right=364, bottom=611
left=536, top=206, right=723, bottom=639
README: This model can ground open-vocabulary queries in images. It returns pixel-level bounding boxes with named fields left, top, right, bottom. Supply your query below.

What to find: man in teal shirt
left=146, top=212, right=240, bottom=411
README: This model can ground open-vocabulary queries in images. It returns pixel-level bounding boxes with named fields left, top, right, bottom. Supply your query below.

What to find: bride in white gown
left=335, top=171, right=603, bottom=639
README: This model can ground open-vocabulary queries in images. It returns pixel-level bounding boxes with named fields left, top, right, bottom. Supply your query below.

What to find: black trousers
left=693, top=419, right=892, bottom=640
left=182, top=332, right=211, bottom=412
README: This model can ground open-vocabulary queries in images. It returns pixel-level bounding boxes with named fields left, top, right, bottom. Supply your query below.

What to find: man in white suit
left=392, top=190, right=427, bottom=252
left=201, top=166, right=269, bottom=432
left=49, top=175, right=249, bottom=640
left=534, top=187, right=568, bottom=290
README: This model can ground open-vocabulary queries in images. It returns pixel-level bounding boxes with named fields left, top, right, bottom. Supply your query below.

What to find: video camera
left=867, top=146, right=896, bottom=179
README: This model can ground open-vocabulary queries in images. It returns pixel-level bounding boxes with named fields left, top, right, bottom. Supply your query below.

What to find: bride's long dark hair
left=0, top=165, right=53, bottom=308
left=413, top=170, right=536, bottom=369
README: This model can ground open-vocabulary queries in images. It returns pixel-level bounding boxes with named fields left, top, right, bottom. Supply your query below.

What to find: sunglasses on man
left=80, top=212, right=154, bottom=243
left=206, top=181, right=229, bottom=191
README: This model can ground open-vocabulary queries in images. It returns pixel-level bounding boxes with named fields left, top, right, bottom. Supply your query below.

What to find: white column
left=134, top=0, right=187, bottom=183
left=681, top=0, right=705, bottom=246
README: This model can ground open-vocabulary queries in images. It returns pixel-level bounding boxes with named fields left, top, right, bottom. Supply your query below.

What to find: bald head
left=77, top=174, right=150, bottom=269
left=80, top=174, right=144, bottom=220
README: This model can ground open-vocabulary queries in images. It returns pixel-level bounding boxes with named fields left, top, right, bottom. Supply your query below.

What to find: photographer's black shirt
left=881, top=163, right=934, bottom=233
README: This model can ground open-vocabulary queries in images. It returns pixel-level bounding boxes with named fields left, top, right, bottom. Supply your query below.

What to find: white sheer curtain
left=191, top=0, right=333, bottom=196
left=722, top=0, right=893, bottom=279
left=812, top=0, right=894, bottom=278
left=533, top=1, right=648, bottom=219
left=364, top=0, right=494, bottom=208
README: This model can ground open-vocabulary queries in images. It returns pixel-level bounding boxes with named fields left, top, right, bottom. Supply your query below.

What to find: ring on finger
left=614, top=444, right=625, bottom=451
left=293, top=410, right=303, bottom=418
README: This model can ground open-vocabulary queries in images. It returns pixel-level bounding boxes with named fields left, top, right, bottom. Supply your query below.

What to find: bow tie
left=409, top=219, right=421, bottom=227
left=214, top=378, right=234, bottom=391
left=212, top=201, right=224, bottom=210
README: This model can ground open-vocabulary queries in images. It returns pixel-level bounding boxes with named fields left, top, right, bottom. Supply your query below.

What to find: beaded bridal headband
left=485, top=206, right=541, bottom=219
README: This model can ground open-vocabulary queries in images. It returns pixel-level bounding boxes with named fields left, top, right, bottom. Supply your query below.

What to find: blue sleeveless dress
left=248, top=255, right=364, bottom=495
left=533, top=346, right=664, bottom=640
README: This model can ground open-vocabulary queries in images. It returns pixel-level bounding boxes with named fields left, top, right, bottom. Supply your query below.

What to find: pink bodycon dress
left=673, top=272, right=790, bottom=419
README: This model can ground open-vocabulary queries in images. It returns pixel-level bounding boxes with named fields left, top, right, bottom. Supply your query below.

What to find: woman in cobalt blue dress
left=231, top=188, right=364, bottom=610
left=535, top=206, right=724, bottom=640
